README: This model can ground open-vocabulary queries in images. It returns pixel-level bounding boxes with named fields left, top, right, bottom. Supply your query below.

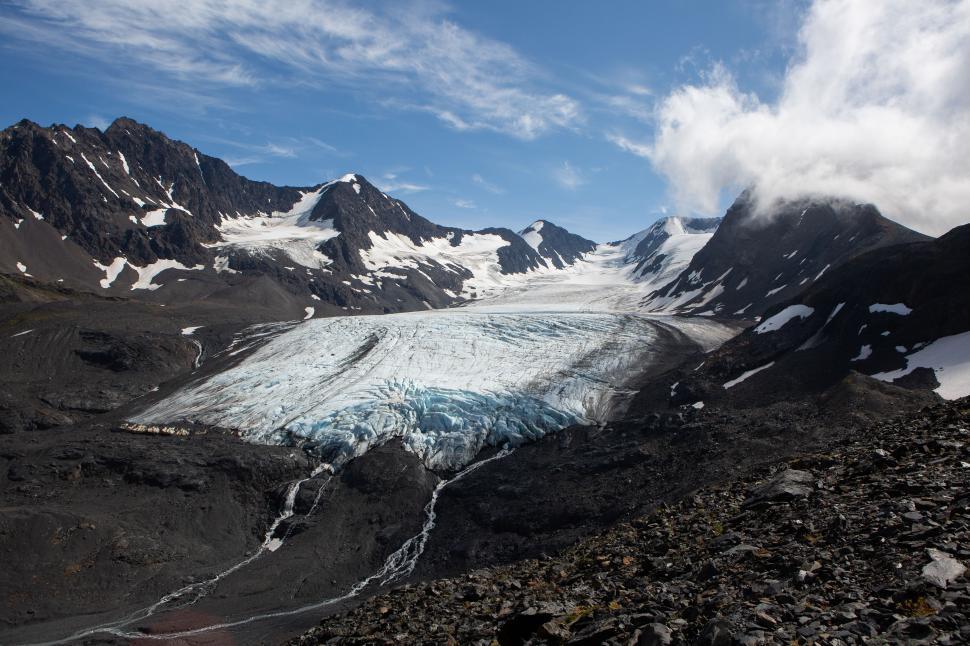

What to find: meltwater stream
left=39, top=450, right=512, bottom=644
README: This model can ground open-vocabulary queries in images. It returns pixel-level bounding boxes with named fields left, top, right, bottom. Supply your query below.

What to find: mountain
left=615, top=215, right=721, bottom=291
left=644, top=192, right=929, bottom=316
left=5, top=115, right=968, bottom=645
left=645, top=222, right=970, bottom=411
left=0, top=118, right=589, bottom=315
left=518, top=219, right=596, bottom=268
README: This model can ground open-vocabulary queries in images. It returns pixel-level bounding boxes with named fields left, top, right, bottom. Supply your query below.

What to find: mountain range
left=2, top=117, right=969, bottom=644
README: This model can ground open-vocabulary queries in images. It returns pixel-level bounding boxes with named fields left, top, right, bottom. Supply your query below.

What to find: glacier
left=134, top=227, right=734, bottom=471
left=135, top=310, right=731, bottom=470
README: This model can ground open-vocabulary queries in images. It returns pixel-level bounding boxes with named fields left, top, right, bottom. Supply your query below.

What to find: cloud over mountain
left=646, top=0, right=970, bottom=235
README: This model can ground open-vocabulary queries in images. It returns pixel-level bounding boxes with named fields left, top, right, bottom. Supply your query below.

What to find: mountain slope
left=644, top=193, right=929, bottom=317
left=646, top=223, right=970, bottom=410
left=617, top=215, right=721, bottom=291
left=294, top=400, right=970, bottom=646
left=0, top=117, right=597, bottom=315
left=518, top=220, right=596, bottom=268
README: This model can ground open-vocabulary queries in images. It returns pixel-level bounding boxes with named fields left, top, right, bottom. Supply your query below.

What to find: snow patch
left=723, top=362, right=775, bottom=389
left=851, top=345, right=873, bottom=362
left=141, top=208, right=168, bottom=227
left=80, top=153, right=119, bottom=198
left=213, top=255, right=239, bottom=274
left=869, top=302, right=913, bottom=315
left=130, top=259, right=204, bottom=290
left=754, top=305, right=814, bottom=334
left=303, top=307, right=315, bottom=320
left=797, top=302, right=845, bottom=351
left=94, top=257, right=127, bottom=288
left=181, top=326, right=203, bottom=336
left=871, top=331, right=970, bottom=399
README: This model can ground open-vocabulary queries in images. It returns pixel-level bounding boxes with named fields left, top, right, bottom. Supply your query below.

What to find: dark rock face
left=648, top=222, right=970, bottom=410
left=0, top=118, right=588, bottom=316
left=518, top=220, right=597, bottom=268
left=645, top=192, right=929, bottom=317
left=0, top=117, right=300, bottom=268
left=292, top=400, right=970, bottom=645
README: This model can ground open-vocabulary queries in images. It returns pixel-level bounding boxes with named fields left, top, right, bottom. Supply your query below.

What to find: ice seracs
left=135, top=305, right=734, bottom=470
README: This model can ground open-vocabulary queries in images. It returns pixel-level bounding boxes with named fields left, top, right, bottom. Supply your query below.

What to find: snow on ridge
left=80, top=153, right=119, bottom=199
left=360, top=230, right=519, bottom=300
left=798, top=302, right=845, bottom=351
left=207, top=186, right=338, bottom=268
left=520, top=223, right=543, bottom=252
left=181, top=326, right=203, bottom=336
left=869, top=302, right=913, bottom=315
left=754, top=304, right=814, bottom=334
left=871, top=331, right=970, bottom=399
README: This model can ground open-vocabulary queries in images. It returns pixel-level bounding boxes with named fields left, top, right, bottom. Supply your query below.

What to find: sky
left=1, top=0, right=968, bottom=240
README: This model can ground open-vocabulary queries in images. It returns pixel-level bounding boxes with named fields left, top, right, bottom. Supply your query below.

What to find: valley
left=1, top=116, right=968, bottom=645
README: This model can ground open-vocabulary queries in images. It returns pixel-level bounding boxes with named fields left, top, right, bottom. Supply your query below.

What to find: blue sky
left=0, top=1, right=835, bottom=240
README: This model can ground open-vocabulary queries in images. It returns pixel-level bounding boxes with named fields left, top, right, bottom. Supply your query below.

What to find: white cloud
left=454, top=199, right=475, bottom=209
left=378, top=179, right=430, bottom=194
left=2, top=0, right=581, bottom=140
left=472, top=173, right=505, bottom=194
left=646, top=0, right=970, bottom=236
left=606, top=133, right=651, bottom=159
left=552, top=161, right=585, bottom=190
left=85, top=115, right=110, bottom=130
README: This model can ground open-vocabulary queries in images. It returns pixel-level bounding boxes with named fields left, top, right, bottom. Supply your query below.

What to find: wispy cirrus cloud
left=471, top=173, right=504, bottom=194
left=1, top=0, right=581, bottom=140
left=377, top=172, right=430, bottom=194
left=606, top=133, right=651, bottom=159
left=552, top=161, right=585, bottom=190
left=196, top=134, right=336, bottom=166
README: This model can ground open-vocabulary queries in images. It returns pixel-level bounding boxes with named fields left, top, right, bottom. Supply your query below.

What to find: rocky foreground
left=294, top=399, right=970, bottom=645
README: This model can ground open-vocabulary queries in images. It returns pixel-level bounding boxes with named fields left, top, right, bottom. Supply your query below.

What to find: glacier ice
left=134, top=228, right=736, bottom=471
left=134, top=310, right=729, bottom=470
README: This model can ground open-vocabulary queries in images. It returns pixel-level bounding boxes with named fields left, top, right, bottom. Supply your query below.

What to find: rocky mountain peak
left=644, top=194, right=929, bottom=316
left=517, top=218, right=596, bottom=268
